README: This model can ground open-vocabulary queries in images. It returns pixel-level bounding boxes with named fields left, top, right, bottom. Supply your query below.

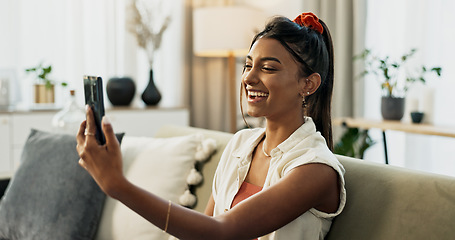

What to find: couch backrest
left=327, top=155, right=455, bottom=240
left=155, top=125, right=455, bottom=239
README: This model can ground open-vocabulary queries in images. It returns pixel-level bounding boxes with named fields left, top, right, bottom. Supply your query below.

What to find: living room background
left=0, top=0, right=186, bottom=109
left=362, top=0, right=455, bottom=176
left=1, top=0, right=454, bottom=176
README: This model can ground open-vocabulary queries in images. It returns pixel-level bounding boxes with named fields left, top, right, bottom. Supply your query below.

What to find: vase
left=106, top=77, right=136, bottom=106
left=52, top=90, right=85, bottom=134
left=381, top=96, right=405, bottom=120
left=141, top=69, right=161, bottom=106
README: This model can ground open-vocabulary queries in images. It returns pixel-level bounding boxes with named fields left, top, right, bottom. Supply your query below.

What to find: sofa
left=1, top=124, right=455, bottom=239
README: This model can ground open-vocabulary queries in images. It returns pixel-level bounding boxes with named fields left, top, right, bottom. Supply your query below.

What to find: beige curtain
left=303, top=0, right=367, bottom=120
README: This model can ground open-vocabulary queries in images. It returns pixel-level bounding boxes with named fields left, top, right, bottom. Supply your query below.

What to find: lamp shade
left=193, top=6, right=265, bottom=57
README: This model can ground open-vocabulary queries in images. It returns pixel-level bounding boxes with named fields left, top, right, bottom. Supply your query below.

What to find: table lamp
left=193, top=6, right=265, bottom=132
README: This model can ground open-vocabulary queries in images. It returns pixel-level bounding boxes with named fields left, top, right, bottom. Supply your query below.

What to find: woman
left=77, top=12, right=346, bottom=240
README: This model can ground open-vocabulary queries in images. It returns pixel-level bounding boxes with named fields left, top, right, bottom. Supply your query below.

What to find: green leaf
left=334, top=127, right=375, bottom=159
left=42, top=66, right=52, bottom=75
left=358, top=130, right=375, bottom=159
left=45, top=81, right=53, bottom=89
left=360, top=70, right=369, bottom=77
left=38, top=73, right=46, bottom=80
left=432, top=67, right=442, bottom=76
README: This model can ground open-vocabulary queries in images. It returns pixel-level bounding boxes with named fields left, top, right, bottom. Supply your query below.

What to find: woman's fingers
left=84, top=105, right=98, bottom=145
left=78, top=158, right=87, bottom=169
left=76, top=120, right=87, bottom=144
left=102, top=116, right=119, bottom=149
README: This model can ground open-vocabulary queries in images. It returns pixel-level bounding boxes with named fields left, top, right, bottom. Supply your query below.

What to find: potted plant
left=334, top=127, right=375, bottom=159
left=355, top=49, right=441, bottom=120
left=25, top=63, right=67, bottom=104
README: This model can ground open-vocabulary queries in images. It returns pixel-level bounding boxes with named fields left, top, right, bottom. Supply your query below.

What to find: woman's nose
left=242, top=69, right=258, bottom=85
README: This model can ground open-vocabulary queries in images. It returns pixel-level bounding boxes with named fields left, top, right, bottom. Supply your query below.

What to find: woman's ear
left=300, top=73, right=321, bottom=95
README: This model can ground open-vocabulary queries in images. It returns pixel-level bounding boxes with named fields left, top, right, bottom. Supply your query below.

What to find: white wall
left=0, top=0, right=185, bottom=109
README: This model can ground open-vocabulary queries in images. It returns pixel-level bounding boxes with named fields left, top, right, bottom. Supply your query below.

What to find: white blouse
left=212, top=117, right=346, bottom=240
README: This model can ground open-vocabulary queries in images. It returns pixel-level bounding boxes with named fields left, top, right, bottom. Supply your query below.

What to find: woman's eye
left=262, top=66, right=276, bottom=72
left=244, top=63, right=252, bottom=69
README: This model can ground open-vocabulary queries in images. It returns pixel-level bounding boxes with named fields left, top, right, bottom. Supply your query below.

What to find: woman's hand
left=76, top=106, right=125, bottom=198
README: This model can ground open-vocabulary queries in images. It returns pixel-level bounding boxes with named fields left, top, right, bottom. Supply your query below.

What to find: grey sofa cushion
left=0, top=129, right=123, bottom=240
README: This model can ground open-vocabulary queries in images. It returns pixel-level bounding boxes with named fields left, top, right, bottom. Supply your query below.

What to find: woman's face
left=242, top=38, right=305, bottom=122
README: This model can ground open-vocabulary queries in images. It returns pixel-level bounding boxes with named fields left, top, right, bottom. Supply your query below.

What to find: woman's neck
left=263, top=116, right=305, bottom=151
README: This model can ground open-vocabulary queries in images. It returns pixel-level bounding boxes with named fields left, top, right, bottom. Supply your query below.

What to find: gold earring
left=302, top=93, right=307, bottom=108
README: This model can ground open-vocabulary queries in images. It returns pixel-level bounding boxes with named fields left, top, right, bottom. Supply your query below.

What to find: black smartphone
left=83, top=75, right=106, bottom=145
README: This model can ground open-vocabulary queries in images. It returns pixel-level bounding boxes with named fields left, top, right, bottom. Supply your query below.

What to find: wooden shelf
left=333, top=118, right=455, bottom=138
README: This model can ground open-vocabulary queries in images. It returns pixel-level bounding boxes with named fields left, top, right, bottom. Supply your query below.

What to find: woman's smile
left=247, top=90, right=269, bottom=103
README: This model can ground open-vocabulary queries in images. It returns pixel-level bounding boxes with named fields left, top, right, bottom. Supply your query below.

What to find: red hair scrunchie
left=293, top=12, right=324, bottom=34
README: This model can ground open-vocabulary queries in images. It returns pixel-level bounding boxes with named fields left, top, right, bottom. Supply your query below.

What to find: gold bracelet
left=163, top=200, right=171, bottom=233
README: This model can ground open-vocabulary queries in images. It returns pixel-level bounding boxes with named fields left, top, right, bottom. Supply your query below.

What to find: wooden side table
left=333, top=118, right=455, bottom=164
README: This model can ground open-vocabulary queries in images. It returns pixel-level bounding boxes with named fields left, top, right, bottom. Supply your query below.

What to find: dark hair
left=244, top=16, right=334, bottom=150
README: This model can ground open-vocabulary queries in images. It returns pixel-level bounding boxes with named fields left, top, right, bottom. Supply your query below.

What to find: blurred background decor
left=0, top=77, right=9, bottom=110
left=0, top=69, right=19, bottom=111
left=192, top=5, right=265, bottom=132
left=25, top=63, right=67, bottom=105
left=128, top=0, right=171, bottom=106
left=52, top=89, right=85, bottom=134
left=355, top=48, right=442, bottom=121
left=334, top=127, right=375, bottom=159
left=106, top=76, right=136, bottom=106
left=410, top=111, right=424, bottom=124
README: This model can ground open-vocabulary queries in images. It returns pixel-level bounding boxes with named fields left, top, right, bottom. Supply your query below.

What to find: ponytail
left=306, top=19, right=334, bottom=150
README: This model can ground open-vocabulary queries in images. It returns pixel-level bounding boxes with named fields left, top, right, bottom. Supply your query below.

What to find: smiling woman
left=77, top=12, right=346, bottom=240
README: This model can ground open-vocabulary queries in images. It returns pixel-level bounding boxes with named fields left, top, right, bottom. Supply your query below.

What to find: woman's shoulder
left=282, top=132, right=345, bottom=178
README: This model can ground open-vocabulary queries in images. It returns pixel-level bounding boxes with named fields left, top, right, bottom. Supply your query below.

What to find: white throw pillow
left=96, top=134, right=216, bottom=240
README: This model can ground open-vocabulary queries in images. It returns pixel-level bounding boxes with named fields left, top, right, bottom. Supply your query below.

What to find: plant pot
left=106, top=77, right=136, bottom=106
left=34, top=84, right=55, bottom=104
left=410, top=111, right=424, bottom=123
left=381, top=96, right=405, bottom=120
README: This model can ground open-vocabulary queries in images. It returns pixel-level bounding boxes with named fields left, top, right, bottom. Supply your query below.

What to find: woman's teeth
left=249, top=91, right=269, bottom=98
